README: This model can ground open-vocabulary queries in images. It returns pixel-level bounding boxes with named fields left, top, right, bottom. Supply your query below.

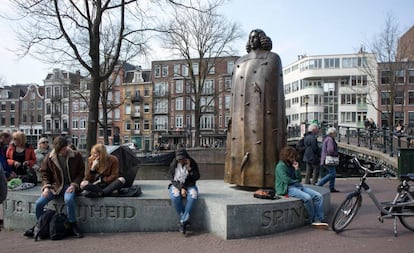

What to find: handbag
left=325, top=155, right=339, bottom=166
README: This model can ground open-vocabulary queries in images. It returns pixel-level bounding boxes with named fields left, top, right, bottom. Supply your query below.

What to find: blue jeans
left=317, top=166, right=337, bottom=190
left=35, top=184, right=77, bottom=222
left=288, top=184, right=324, bottom=222
left=168, top=185, right=198, bottom=223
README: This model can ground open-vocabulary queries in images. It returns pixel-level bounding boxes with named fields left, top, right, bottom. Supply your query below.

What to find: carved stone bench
left=2, top=180, right=330, bottom=240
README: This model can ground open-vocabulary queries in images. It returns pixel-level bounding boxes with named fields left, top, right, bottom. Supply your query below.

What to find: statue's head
left=246, top=29, right=272, bottom=53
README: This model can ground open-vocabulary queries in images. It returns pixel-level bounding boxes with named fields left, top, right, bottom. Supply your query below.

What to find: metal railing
left=287, top=124, right=414, bottom=158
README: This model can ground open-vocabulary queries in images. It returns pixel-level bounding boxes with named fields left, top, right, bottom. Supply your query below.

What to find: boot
left=83, top=184, right=103, bottom=197
left=69, top=222, right=83, bottom=238
left=23, top=226, right=35, bottom=237
left=103, top=179, right=124, bottom=196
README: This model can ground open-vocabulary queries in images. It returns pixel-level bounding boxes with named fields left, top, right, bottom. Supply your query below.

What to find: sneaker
left=311, top=221, right=328, bottom=228
left=330, top=189, right=340, bottom=193
left=179, top=222, right=186, bottom=234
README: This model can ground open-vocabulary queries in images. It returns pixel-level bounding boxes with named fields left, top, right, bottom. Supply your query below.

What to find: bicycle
left=331, top=157, right=414, bottom=236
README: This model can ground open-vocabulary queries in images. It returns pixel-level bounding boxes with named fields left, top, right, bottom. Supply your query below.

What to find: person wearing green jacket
left=275, top=146, right=327, bottom=228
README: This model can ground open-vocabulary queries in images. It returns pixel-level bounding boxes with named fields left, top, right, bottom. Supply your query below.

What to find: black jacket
left=168, top=156, right=200, bottom=190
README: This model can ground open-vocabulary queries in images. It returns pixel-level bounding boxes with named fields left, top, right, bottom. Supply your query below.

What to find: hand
left=185, top=159, right=191, bottom=170
left=42, top=187, right=50, bottom=197
left=14, top=161, right=22, bottom=168
left=23, top=161, right=29, bottom=166
left=66, top=185, right=75, bottom=193
left=181, top=188, right=187, bottom=198
left=293, top=161, right=299, bottom=170
left=91, top=159, right=99, bottom=170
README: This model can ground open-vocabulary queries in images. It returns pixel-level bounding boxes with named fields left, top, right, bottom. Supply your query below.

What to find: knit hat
left=175, top=149, right=187, bottom=160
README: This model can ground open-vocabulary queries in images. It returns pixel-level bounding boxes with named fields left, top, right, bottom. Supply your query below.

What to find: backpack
left=253, top=188, right=279, bottom=200
left=296, top=137, right=305, bottom=156
left=49, top=212, right=69, bottom=240
left=34, top=209, right=56, bottom=241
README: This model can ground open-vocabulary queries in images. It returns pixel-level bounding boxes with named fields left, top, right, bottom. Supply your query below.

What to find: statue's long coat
left=224, top=49, right=286, bottom=188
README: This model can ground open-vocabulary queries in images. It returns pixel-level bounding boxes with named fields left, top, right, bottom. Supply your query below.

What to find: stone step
left=3, top=180, right=330, bottom=240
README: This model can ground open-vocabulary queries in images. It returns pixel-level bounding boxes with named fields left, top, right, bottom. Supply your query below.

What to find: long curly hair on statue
left=246, top=29, right=272, bottom=53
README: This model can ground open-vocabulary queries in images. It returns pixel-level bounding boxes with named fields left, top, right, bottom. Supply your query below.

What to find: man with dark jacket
left=303, top=124, right=320, bottom=185
left=25, top=136, right=85, bottom=238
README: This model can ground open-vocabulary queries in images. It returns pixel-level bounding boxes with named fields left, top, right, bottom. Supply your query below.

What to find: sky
left=0, top=0, right=414, bottom=86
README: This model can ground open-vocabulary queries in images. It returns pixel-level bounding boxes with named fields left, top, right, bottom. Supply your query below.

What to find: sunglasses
left=41, top=141, right=49, bottom=144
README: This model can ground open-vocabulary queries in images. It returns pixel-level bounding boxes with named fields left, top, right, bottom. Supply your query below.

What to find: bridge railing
left=287, top=124, right=414, bottom=158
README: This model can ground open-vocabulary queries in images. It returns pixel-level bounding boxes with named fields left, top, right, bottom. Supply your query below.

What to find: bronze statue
left=224, top=29, right=286, bottom=188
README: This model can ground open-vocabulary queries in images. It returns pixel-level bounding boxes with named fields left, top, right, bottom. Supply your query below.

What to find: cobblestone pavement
left=1, top=178, right=413, bottom=253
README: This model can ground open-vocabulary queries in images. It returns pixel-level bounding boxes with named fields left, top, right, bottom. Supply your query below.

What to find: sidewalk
left=1, top=178, right=413, bottom=253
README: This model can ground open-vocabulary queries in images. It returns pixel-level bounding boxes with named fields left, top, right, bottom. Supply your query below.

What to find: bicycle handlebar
left=351, top=157, right=396, bottom=177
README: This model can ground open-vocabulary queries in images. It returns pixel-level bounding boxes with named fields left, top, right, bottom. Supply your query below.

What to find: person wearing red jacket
left=6, top=131, right=36, bottom=177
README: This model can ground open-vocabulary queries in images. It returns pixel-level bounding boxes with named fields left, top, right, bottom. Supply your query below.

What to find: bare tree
left=6, top=0, right=151, bottom=153
left=160, top=0, right=242, bottom=146
left=360, top=13, right=410, bottom=130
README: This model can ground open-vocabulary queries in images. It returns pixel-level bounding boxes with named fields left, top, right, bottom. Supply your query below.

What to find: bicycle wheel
left=332, top=193, right=362, bottom=232
left=398, top=195, right=414, bottom=232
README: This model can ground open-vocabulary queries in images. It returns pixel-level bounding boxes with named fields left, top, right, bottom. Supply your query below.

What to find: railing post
left=382, top=128, right=387, bottom=153
left=389, top=131, right=394, bottom=157
left=397, top=134, right=402, bottom=150
left=346, top=127, right=350, bottom=144
left=368, top=129, right=373, bottom=150
left=357, top=128, right=361, bottom=147
left=337, top=125, right=341, bottom=143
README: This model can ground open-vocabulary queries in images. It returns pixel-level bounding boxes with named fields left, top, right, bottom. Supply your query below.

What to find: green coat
left=274, top=160, right=301, bottom=195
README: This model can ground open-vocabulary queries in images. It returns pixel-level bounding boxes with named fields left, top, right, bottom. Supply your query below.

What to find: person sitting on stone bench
left=80, top=144, right=125, bottom=198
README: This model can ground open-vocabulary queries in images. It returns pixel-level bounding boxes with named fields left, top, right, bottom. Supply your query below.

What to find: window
left=225, top=77, right=232, bottom=90
left=154, top=116, right=167, bottom=130
left=395, top=90, right=404, bottom=105
left=381, top=91, right=390, bottom=105
left=208, top=62, right=215, bottom=74
left=144, top=103, right=150, bottom=113
left=192, top=63, right=199, bottom=75
left=202, top=80, right=214, bottom=94
left=63, top=87, right=69, bottom=98
left=125, top=121, right=131, bottom=131
left=324, top=58, right=340, bottom=68
left=0, top=102, right=5, bottom=111
left=408, top=91, right=414, bottom=104
left=162, top=65, right=168, bottom=77
left=182, top=65, right=188, bottom=76
left=144, top=88, right=150, bottom=96
left=176, top=97, right=183, bottom=110
left=154, top=82, right=168, bottom=96
left=80, top=117, right=87, bottom=129
left=225, top=95, right=231, bottom=109
left=200, top=115, right=214, bottom=129
left=134, top=120, right=140, bottom=130
left=176, top=115, right=183, bottom=128
left=381, top=70, right=391, bottom=84
left=154, top=99, right=168, bottom=113
left=175, top=80, right=183, bottom=93
left=63, top=103, right=69, bottom=114
left=227, top=61, right=234, bottom=74
left=72, top=117, right=78, bottom=129
left=125, top=104, right=131, bottom=114
left=409, top=70, right=414, bottom=84
left=143, top=119, right=150, bottom=130
left=114, top=109, right=120, bottom=120
left=154, top=65, right=161, bottom=77
left=46, top=87, right=52, bottom=98
left=395, top=70, right=404, bottom=83
left=174, top=64, right=180, bottom=76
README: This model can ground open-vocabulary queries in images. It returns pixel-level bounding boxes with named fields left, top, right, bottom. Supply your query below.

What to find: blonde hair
left=12, top=131, right=26, bottom=147
left=89, top=143, right=109, bottom=163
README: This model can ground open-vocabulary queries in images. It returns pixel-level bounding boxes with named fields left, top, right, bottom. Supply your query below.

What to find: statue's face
left=249, top=31, right=260, bottom=50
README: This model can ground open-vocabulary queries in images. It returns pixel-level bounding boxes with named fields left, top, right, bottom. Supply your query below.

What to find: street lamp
left=304, top=95, right=309, bottom=124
